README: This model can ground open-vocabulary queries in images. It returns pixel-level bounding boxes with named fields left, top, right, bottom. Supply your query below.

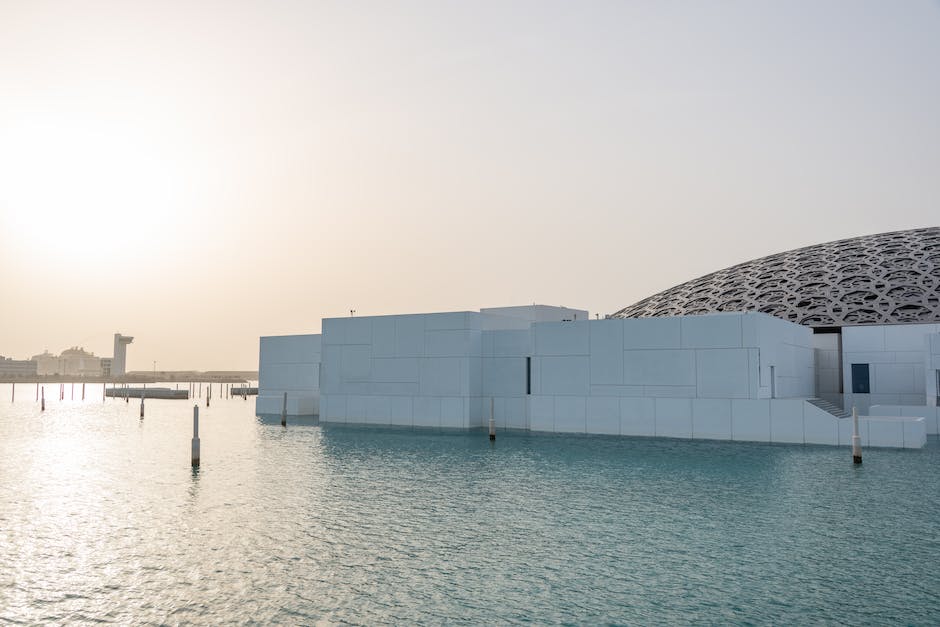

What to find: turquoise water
left=1, top=385, right=939, bottom=624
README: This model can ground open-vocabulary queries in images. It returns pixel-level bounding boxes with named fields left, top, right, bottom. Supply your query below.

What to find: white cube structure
left=257, top=334, right=321, bottom=416
left=258, top=306, right=929, bottom=448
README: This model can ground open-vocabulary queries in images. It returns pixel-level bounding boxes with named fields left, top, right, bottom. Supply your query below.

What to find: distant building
left=58, top=347, right=102, bottom=377
left=0, top=356, right=37, bottom=377
left=31, top=351, right=59, bottom=375
left=112, top=333, right=133, bottom=376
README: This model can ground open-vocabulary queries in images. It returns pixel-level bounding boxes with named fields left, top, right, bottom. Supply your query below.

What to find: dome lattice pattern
left=611, top=227, right=940, bottom=327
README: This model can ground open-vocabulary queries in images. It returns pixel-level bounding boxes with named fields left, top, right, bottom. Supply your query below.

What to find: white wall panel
left=389, top=396, right=413, bottom=426
left=643, top=385, right=696, bottom=397
left=371, top=358, right=419, bottom=383
left=695, top=349, right=750, bottom=398
left=802, top=402, right=839, bottom=445
left=491, top=330, right=531, bottom=357
left=680, top=315, right=742, bottom=349
left=620, top=397, right=655, bottom=436
left=372, top=317, right=397, bottom=358
left=654, top=398, right=692, bottom=438
left=590, top=384, right=645, bottom=397
left=692, top=398, right=732, bottom=440
left=482, top=357, right=526, bottom=396
left=770, top=399, right=804, bottom=444
left=554, top=396, right=586, bottom=433
left=366, top=395, right=391, bottom=425
left=623, top=350, right=695, bottom=386
left=425, top=312, right=469, bottom=331
left=418, top=358, right=463, bottom=396
left=395, top=316, right=425, bottom=357
left=346, top=395, right=367, bottom=421
left=340, top=345, right=371, bottom=380
left=540, top=356, right=590, bottom=395
left=413, top=396, right=441, bottom=427
left=587, top=397, right=620, bottom=435
left=426, top=330, right=471, bottom=357
left=441, top=397, right=465, bottom=429
left=842, top=326, right=886, bottom=352
left=529, top=395, right=555, bottom=432
left=874, top=364, right=916, bottom=394
left=535, top=322, right=589, bottom=356
left=589, top=320, right=623, bottom=385
left=344, top=318, right=373, bottom=344
left=623, top=318, right=681, bottom=349
left=732, top=399, right=770, bottom=442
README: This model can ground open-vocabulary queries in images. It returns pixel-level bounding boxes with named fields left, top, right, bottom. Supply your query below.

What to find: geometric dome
left=610, top=226, right=940, bottom=327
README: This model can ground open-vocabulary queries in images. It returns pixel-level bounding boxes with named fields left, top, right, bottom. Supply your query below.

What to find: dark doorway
left=851, top=363, right=870, bottom=394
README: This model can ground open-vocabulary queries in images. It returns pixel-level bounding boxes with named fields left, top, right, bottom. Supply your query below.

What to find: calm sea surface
left=1, top=383, right=939, bottom=625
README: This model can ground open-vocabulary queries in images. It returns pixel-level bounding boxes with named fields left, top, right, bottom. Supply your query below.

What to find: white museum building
left=257, top=228, right=940, bottom=449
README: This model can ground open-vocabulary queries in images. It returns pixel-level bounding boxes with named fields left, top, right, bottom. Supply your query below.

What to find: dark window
left=526, top=357, right=531, bottom=395
left=851, top=363, right=870, bottom=394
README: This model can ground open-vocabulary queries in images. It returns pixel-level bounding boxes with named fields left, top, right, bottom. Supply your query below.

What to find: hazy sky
left=1, top=1, right=938, bottom=371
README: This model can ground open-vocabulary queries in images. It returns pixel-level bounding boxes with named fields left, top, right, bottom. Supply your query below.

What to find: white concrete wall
left=480, top=305, right=589, bottom=324
left=319, top=312, right=485, bottom=429
left=927, top=333, right=940, bottom=407
left=842, top=323, right=940, bottom=413
left=813, top=332, right=842, bottom=406
left=257, top=334, right=321, bottom=416
left=528, top=313, right=815, bottom=437
left=481, top=329, right=531, bottom=430
left=870, top=404, right=940, bottom=436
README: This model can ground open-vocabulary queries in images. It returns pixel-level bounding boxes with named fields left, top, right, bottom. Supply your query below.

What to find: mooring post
left=199, top=382, right=202, bottom=399
left=103, top=382, right=106, bottom=402
left=206, top=383, right=211, bottom=408
left=489, top=397, right=496, bottom=441
left=82, top=382, right=85, bottom=401
left=281, top=391, right=287, bottom=427
left=11, top=382, right=14, bottom=402
left=125, top=384, right=129, bottom=403
left=41, top=386, right=45, bottom=411
left=852, top=406, right=862, bottom=464
left=191, top=405, right=200, bottom=467
left=35, top=383, right=38, bottom=401
left=71, top=383, right=74, bottom=400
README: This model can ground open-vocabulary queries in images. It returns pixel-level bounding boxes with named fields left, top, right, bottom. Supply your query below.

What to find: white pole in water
left=41, top=386, right=45, bottom=411
left=191, top=405, right=200, bottom=467
left=81, top=382, right=85, bottom=401
left=140, top=390, right=145, bottom=418
left=206, top=383, right=211, bottom=408
left=35, top=383, right=38, bottom=401
left=281, top=391, right=287, bottom=427
left=852, top=406, right=862, bottom=464
left=489, top=397, right=496, bottom=441
left=11, top=382, right=14, bottom=402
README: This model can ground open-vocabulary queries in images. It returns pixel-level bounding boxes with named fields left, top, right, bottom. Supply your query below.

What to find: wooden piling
left=191, top=405, right=200, bottom=467
left=281, top=392, right=287, bottom=427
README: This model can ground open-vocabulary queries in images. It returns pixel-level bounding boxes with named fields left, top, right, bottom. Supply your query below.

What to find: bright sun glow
left=0, top=112, right=187, bottom=264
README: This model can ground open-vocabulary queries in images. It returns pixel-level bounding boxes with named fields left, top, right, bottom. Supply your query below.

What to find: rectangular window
left=526, top=357, right=531, bottom=395
left=851, top=363, right=870, bottom=394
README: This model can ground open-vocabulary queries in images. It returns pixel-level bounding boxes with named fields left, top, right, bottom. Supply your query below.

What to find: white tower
left=112, top=333, right=134, bottom=376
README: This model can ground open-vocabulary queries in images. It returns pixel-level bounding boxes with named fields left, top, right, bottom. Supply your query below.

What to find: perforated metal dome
left=611, top=227, right=940, bottom=327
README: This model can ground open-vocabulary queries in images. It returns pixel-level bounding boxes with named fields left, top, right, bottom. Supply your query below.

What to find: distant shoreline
left=0, top=371, right=257, bottom=384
